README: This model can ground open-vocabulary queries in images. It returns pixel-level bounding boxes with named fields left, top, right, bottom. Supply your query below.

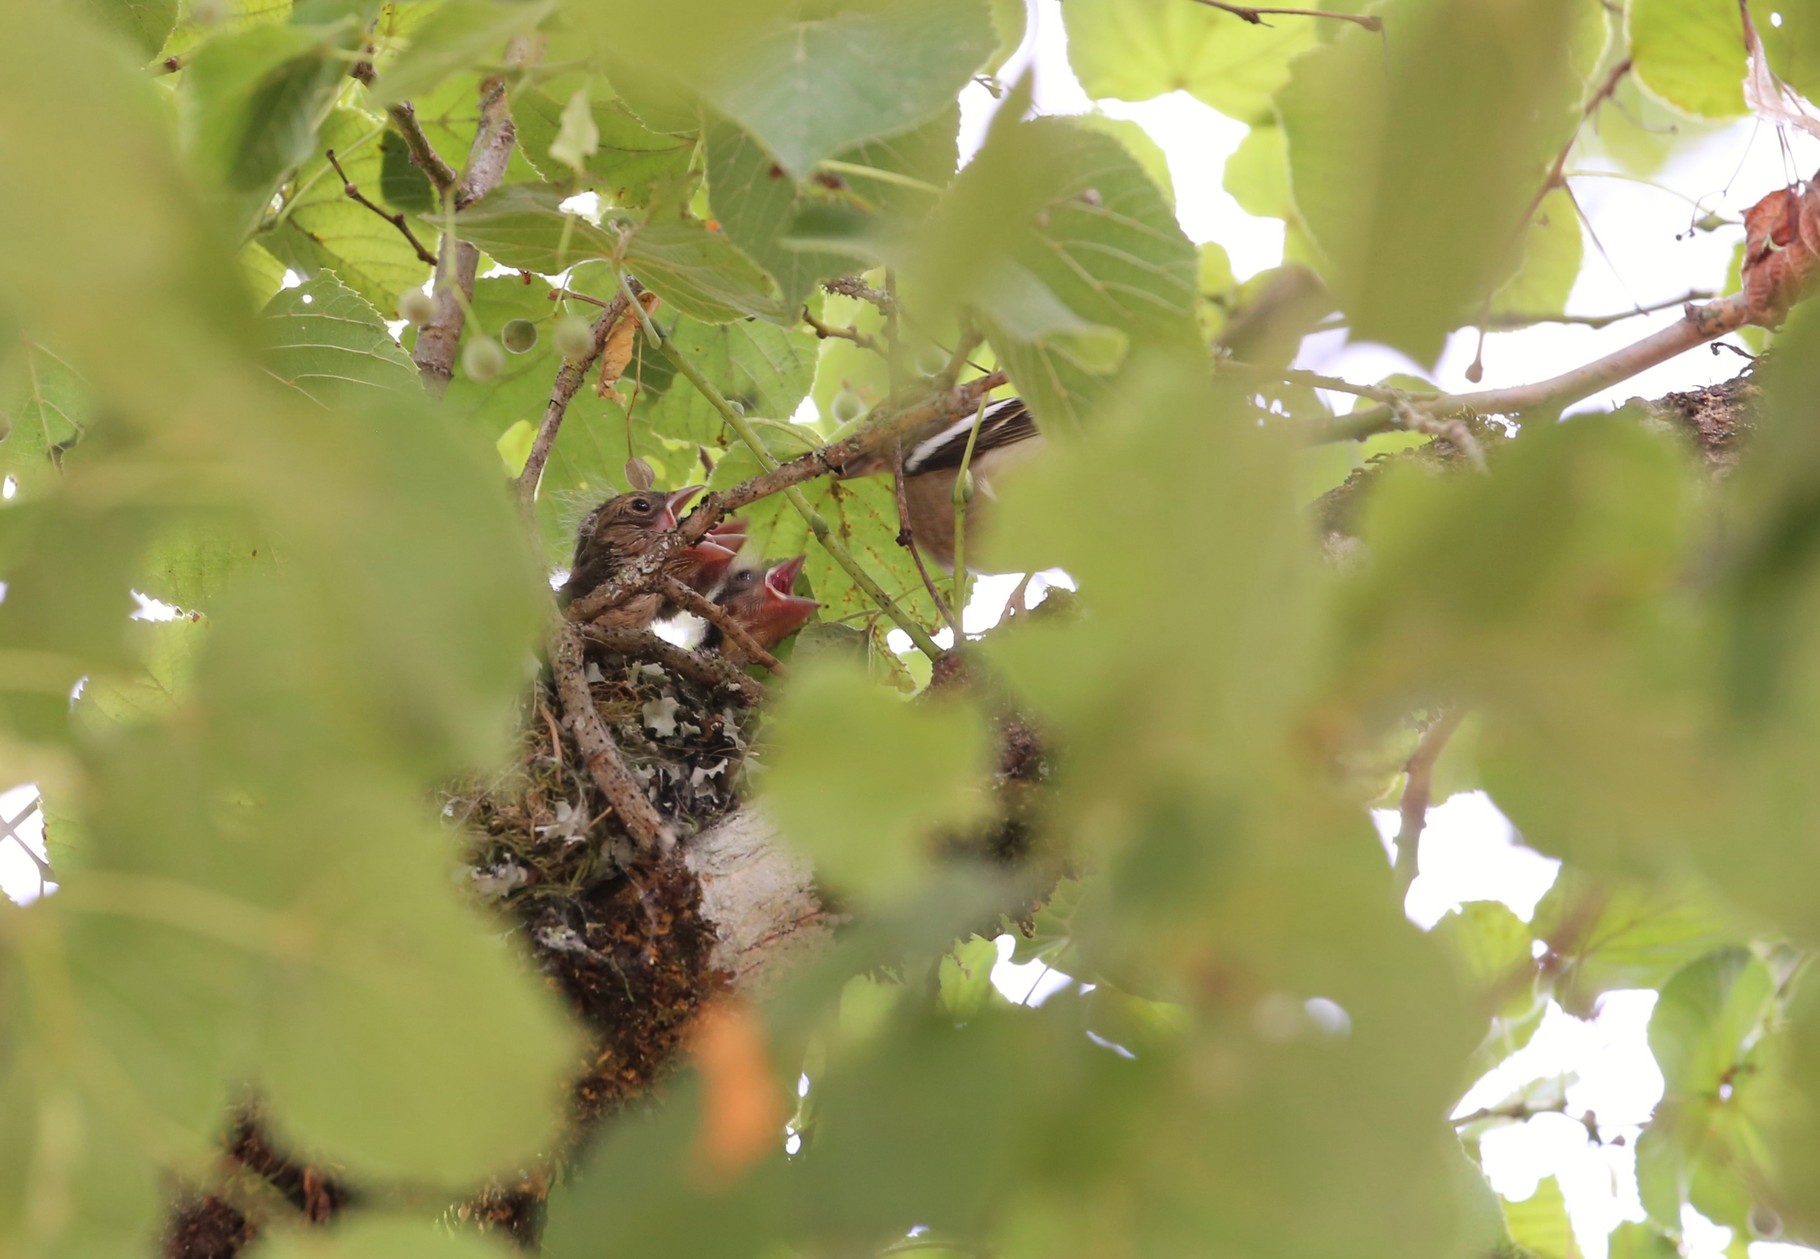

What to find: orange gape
left=706, top=556, right=820, bottom=664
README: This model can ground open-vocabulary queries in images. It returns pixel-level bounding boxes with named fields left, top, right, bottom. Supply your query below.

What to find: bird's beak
left=681, top=537, right=740, bottom=589
left=660, top=485, right=705, bottom=530
left=707, top=517, right=749, bottom=545
left=762, top=556, right=821, bottom=637
left=764, top=555, right=811, bottom=601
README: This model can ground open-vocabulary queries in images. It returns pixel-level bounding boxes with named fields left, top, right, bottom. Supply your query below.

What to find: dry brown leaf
left=597, top=290, right=662, bottom=396
left=1740, top=0, right=1820, bottom=141
left=688, top=999, right=784, bottom=1185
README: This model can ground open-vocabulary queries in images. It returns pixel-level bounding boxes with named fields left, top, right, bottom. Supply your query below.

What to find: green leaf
left=518, top=89, right=697, bottom=205
left=261, top=270, right=417, bottom=406
left=74, top=0, right=179, bottom=59
left=938, top=935, right=1002, bottom=1020
left=181, top=20, right=351, bottom=192
left=916, top=117, right=1201, bottom=428
left=264, top=108, right=434, bottom=312
left=377, top=129, right=437, bottom=214
left=1532, top=874, right=1740, bottom=1018
left=255, top=1215, right=522, bottom=1259
left=618, top=220, right=788, bottom=323
left=0, top=341, right=90, bottom=499
left=1501, top=1177, right=1579, bottom=1259
left=705, top=107, right=957, bottom=311
left=455, top=183, right=619, bottom=274
left=1062, top=0, right=1317, bottom=122
left=75, top=617, right=208, bottom=731
left=549, top=87, right=601, bottom=174
left=1223, top=122, right=1290, bottom=220
left=1629, top=0, right=1752, bottom=118
left=1430, top=901, right=1537, bottom=1013
left=255, top=809, right=585, bottom=1182
left=1650, top=948, right=1775, bottom=1099
left=371, top=0, right=555, bottom=106
left=1278, top=0, right=1587, bottom=359
left=761, top=659, right=995, bottom=899
left=703, top=0, right=994, bottom=179
left=1491, top=189, right=1584, bottom=319
left=638, top=314, right=818, bottom=444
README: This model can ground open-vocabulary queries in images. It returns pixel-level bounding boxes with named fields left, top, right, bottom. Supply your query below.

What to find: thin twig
left=324, top=149, right=438, bottom=266
left=551, top=287, right=614, bottom=309
left=581, top=626, right=769, bottom=705
left=1485, top=289, right=1720, bottom=331
left=1187, top=0, right=1383, bottom=31
left=1317, top=292, right=1757, bottom=442
left=891, top=441, right=963, bottom=638
left=551, top=624, right=672, bottom=853
left=658, top=577, right=789, bottom=675
left=563, top=372, right=1007, bottom=625
left=803, top=306, right=880, bottom=352
left=1393, top=708, right=1465, bottom=893
left=617, top=277, right=949, bottom=660
left=517, top=294, right=629, bottom=507
left=1226, top=361, right=1434, bottom=403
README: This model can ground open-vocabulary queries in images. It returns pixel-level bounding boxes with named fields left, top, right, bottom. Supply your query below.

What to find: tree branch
left=1318, top=292, right=1757, bottom=443
left=516, top=294, right=630, bottom=507
left=324, top=149, right=438, bottom=266
left=385, top=101, right=458, bottom=194
left=1393, top=708, right=1465, bottom=893
left=412, top=77, right=517, bottom=397
left=551, top=624, right=673, bottom=853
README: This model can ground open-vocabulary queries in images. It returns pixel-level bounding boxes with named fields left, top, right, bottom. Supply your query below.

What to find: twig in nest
left=659, top=577, right=789, bottom=676
left=324, top=149, right=438, bottom=266
left=1394, top=397, right=1488, bottom=472
left=582, top=626, right=769, bottom=706
left=551, top=625, right=673, bottom=853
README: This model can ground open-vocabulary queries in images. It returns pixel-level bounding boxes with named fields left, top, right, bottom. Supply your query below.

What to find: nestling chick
left=703, top=555, right=820, bottom=664
left=561, top=485, right=703, bottom=629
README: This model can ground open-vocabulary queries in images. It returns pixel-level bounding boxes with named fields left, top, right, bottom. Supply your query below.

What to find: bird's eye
left=630, top=496, right=651, bottom=512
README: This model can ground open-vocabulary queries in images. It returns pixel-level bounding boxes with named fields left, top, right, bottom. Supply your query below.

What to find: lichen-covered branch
left=412, top=78, right=517, bottom=397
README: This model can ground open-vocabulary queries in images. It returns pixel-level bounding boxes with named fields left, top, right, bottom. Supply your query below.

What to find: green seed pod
left=830, top=389, right=864, bottom=423
left=397, top=288, right=436, bottom=325
left=462, top=337, right=506, bottom=381
left=501, top=318, right=539, bottom=354
left=553, top=315, right=594, bottom=360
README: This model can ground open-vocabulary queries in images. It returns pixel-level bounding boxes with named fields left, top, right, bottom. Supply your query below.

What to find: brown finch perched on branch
left=843, top=396, right=1041, bottom=572
left=704, top=555, right=820, bottom=664
left=560, top=486, right=706, bottom=629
